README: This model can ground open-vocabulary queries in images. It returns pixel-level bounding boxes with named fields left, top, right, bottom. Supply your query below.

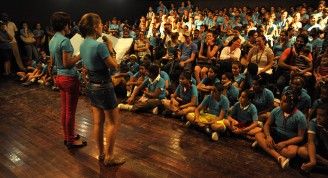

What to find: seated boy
left=118, top=65, right=166, bottom=115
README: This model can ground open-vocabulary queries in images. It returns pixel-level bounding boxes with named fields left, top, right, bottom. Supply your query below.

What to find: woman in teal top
left=49, top=12, right=86, bottom=148
left=79, top=13, right=125, bottom=166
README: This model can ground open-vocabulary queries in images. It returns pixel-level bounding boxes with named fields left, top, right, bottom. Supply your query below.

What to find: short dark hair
left=148, top=65, right=159, bottom=76
left=51, top=12, right=71, bottom=32
left=300, top=46, right=311, bottom=54
left=243, top=89, right=255, bottom=100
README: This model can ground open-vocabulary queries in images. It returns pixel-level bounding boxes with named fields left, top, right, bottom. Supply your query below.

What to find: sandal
left=104, top=156, right=126, bottom=166
left=278, top=156, right=290, bottom=169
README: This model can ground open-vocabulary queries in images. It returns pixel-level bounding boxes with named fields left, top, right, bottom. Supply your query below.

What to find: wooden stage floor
left=0, top=78, right=327, bottom=178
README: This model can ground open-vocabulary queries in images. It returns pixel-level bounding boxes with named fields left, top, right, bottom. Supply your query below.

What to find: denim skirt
left=86, top=82, right=118, bottom=110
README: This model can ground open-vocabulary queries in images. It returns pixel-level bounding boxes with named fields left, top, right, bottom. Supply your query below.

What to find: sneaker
left=211, top=132, right=219, bottom=141
left=38, top=79, right=44, bottom=84
left=20, top=78, right=24, bottom=81
left=278, top=156, right=290, bottom=169
left=126, top=90, right=131, bottom=97
left=22, top=81, right=32, bottom=86
left=52, top=86, right=59, bottom=90
left=185, top=121, right=191, bottom=127
left=152, top=107, right=158, bottom=115
left=252, top=141, right=258, bottom=148
left=118, top=104, right=132, bottom=111
left=31, top=78, right=36, bottom=82
left=205, top=127, right=212, bottom=135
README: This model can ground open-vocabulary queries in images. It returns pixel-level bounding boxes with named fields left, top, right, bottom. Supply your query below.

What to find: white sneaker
left=252, top=141, right=258, bottom=148
left=38, top=79, right=44, bottom=84
left=205, top=127, right=211, bottom=135
left=118, top=104, right=132, bottom=111
left=31, top=78, right=36, bottom=82
left=258, top=121, right=263, bottom=129
left=152, top=107, right=158, bottom=115
left=126, top=90, right=131, bottom=97
left=212, top=132, right=219, bottom=141
left=185, top=121, right=191, bottom=127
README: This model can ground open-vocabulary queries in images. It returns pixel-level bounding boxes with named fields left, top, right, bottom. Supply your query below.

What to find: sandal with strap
left=278, top=156, right=290, bottom=169
left=104, top=156, right=126, bottom=166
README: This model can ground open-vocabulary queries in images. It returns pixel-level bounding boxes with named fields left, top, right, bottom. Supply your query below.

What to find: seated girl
left=125, top=61, right=150, bottom=97
left=221, top=72, right=239, bottom=108
left=280, top=75, right=311, bottom=116
left=119, top=65, right=166, bottom=115
left=196, top=66, right=220, bottom=102
left=298, top=103, right=328, bottom=172
left=254, top=92, right=307, bottom=169
left=231, top=61, right=245, bottom=91
left=162, top=70, right=198, bottom=118
left=224, top=90, right=262, bottom=140
left=127, top=54, right=139, bottom=75
left=194, top=30, right=220, bottom=84
left=252, top=75, right=274, bottom=123
left=186, top=83, right=229, bottom=141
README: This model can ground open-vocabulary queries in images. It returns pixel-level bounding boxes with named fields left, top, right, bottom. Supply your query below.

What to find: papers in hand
left=70, top=33, right=133, bottom=64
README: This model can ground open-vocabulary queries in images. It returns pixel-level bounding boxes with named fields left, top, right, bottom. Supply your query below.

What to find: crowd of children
left=1, top=0, right=328, bottom=173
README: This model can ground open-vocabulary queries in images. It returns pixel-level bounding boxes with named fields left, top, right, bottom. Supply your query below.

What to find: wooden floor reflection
left=0, top=79, right=327, bottom=178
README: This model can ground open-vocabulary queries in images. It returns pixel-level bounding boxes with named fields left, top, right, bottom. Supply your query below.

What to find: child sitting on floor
left=224, top=89, right=262, bottom=140
left=186, top=83, right=229, bottom=141
left=118, top=65, right=166, bottom=115
left=162, top=69, right=197, bottom=118
left=298, top=103, right=328, bottom=172
left=125, top=60, right=150, bottom=97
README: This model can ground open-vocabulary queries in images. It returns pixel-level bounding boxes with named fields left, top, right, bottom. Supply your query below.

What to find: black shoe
left=66, top=140, right=87, bottom=148
left=162, top=110, right=172, bottom=117
left=64, top=134, right=81, bottom=145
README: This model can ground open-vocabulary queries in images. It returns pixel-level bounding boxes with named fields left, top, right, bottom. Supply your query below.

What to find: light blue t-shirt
left=253, top=88, right=274, bottom=112
left=202, top=94, right=229, bottom=117
left=49, top=32, right=78, bottom=77
left=226, top=84, right=239, bottom=105
left=160, top=71, right=171, bottom=86
left=80, top=38, right=110, bottom=71
left=230, top=102, right=258, bottom=123
left=142, top=76, right=166, bottom=100
left=178, top=42, right=198, bottom=61
left=175, top=84, right=198, bottom=105
left=127, top=62, right=139, bottom=74
left=308, top=118, right=328, bottom=150
left=270, top=106, right=307, bottom=139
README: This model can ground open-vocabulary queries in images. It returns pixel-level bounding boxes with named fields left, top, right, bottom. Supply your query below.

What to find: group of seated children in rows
left=112, top=53, right=327, bottom=172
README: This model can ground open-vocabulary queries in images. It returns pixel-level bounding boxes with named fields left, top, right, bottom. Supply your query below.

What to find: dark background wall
left=0, top=0, right=318, bottom=28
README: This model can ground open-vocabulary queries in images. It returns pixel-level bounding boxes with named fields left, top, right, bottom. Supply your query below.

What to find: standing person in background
left=0, top=13, right=25, bottom=71
left=49, top=12, right=87, bottom=148
left=0, top=19, right=13, bottom=76
left=79, top=13, right=125, bottom=166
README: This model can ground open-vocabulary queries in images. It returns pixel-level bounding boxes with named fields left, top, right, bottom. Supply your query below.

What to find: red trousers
left=56, top=75, right=79, bottom=143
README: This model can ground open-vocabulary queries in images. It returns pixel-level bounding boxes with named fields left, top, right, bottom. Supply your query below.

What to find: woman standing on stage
left=49, top=12, right=87, bottom=148
left=79, top=13, right=125, bottom=166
